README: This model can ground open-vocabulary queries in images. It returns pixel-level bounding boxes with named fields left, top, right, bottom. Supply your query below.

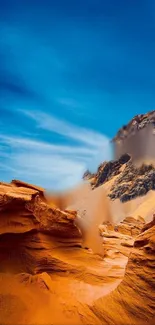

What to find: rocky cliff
left=0, top=178, right=154, bottom=324
left=84, top=153, right=155, bottom=204
left=0, top=181, right=81, bottom=275
left=112, top=110, right=155, bottom=162
left=92, top=218, right=155, bottom=325
left=112, top=110, right=155, bottom=142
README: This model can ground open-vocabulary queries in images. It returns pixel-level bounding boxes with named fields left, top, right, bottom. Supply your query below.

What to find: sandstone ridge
left=0, top=179, right=154, bottom=324
left=0, top=180, right=81, bottom=275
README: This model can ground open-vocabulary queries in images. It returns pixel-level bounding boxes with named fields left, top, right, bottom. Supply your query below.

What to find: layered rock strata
left=0, top=181, right=81, bottom=274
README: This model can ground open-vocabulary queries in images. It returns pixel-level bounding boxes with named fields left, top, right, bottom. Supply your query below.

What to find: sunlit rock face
left=0, top=179, right=154, bottom=324
left=92, top=218, right=155, bottom=325
left=0, top=181, right=82, bottom=274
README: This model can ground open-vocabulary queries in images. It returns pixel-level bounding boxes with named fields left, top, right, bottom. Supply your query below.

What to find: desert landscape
left=0, top=112, right=155, bottom=325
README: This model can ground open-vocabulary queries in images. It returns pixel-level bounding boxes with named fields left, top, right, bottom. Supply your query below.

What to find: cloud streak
left=0, top=111, right=112, bottom=190
left=18, top=109, right=110, bottom=149
left=0, top=138, right=90, bottom=190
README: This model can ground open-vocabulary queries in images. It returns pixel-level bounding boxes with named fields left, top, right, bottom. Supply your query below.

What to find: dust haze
left=45, top=182, right=114, bottom=255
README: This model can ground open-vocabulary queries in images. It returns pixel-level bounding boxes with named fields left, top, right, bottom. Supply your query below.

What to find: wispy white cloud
left=0, top=110, right=112, bottom=190
left=0, top=162, right=17, bottom=173
left=0, top=137, right=88, bottom=190
left=18, top=109, right=110, bottom=149
left=0, top=135, right=97, bottom=156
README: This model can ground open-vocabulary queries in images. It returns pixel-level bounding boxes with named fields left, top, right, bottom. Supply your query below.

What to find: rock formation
left=92, top=153, right=131, bottom=188
left=112, top=110, right=155, bottom=163
left=99, top=215, right=145, bottom=259
left=113, top=110, right=155, bottom=142
left=92, top=218, right=155, bottom=325
left=0, top=178, right=154, bottom=324
left=0, top=181, right=82, bottom=275
left=84, top=153, right=155, bottom=204
left=109, top=160, right=155, bottom=202
left=83, top=169, right=95, bottom=182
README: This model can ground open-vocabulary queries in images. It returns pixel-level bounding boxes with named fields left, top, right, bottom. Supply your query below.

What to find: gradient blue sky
left=0, top=0, right=155, bottom=190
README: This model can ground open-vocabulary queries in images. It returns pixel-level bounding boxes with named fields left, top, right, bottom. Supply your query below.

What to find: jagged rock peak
left=84, top=152, right=155, bottom=202
left=109, top=160, right=155, bottom=202
left=83, top=170, right=95, bottom=181
left=112, top=110, right=155, bottom=142
left=89, top=153, right=131, bottom=188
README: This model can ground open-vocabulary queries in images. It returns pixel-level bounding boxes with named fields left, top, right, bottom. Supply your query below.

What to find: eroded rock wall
left=0, top=182, right=81, bottom=274
left=92, top=219, right=155, bottom=325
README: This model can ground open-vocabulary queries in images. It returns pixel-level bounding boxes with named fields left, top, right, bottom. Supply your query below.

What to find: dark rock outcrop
left=109, top=161, right=155, bottom=202
left=84, top=152, right=155, bottom=203
left=93, top=154, right=131, bottom=188
left=83, top=170, right=95, bottom=181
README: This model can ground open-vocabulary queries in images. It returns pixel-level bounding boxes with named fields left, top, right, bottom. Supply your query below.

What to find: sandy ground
left=0, top=247, right=125, bottom=325
left=46, top=179, right=155, bottom=255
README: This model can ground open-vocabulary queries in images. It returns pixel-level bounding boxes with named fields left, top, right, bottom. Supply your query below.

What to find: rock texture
left=11, top=179, right=45, bottom=194
left=0, top=180, right=127, bottom=325
left=92, top=218, right=155, bottom=325
left=0, top=179, right=154, bottom=324
left=85, top=153, right=155, bottom=203
left=112, top=110, right=155, bottom=163
left=89, top=153, right=131, bottom=189
left=99, top=216, right=145, bottom=259
left=112, top=110, right=155, bottom=142
left=109, top=160, right=155, bottom=202
left=0, top=181, right=81, bottom=274
left=83, top=170, right=95, bottom=181
left=82, top=111, right=155, bottom=204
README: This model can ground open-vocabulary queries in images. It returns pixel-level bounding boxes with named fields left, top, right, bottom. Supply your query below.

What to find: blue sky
left=0, top=0, right=155, bottom=190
